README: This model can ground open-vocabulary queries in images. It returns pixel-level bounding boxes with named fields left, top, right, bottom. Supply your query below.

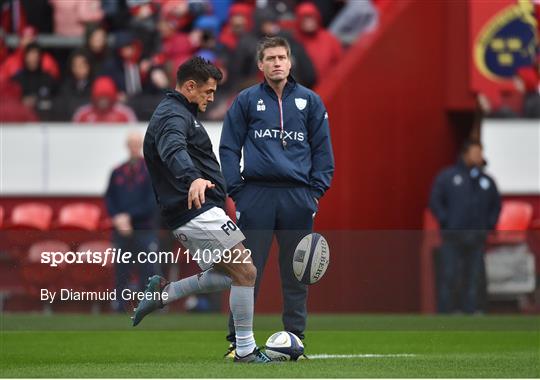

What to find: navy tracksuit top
left=219, top=77, right=334, bottom=200
left=429, top=159, right=501, bottom=231
left=144, top=90, right=227, bottom=229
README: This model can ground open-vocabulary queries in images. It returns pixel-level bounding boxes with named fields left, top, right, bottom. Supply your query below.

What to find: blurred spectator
left=105, top=130, right=158, bottom=312
left=49, top=0, right=104, bottom=37
left=158, top=0, right=192, bottom=31
left=231, top=7, right=317, bottom=89
left=0, top=26, right=59, bottom=84
left=219, top=3, right=253, bottom=53
left=11, top=42, right=56, bottom=119
left=126, top=0, right=160, bottom=59
left=82, top=24, right=111, bottom=76
left=193, top=15, right=222, bottom=64
left=429, top=140, right=501, bottom=314
left=329, top=0, right=378, bottom=46
left=102, top=31, right=145, bottom=98
left=0, top=79, right=38, bottom=122
left=514, top=65, right=540, bottom=118
left=72, top=76, right=138, bottom=122
left=54, top=49, right=93, bottom=120
left=478, top=89, right=521, bottom=119
left=155, top=11, right=199, bottom=83
left=294, top=2, right=343, bottom=84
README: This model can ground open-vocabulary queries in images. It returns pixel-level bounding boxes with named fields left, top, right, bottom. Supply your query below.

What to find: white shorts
left=172, top=207, right=246, bottom=270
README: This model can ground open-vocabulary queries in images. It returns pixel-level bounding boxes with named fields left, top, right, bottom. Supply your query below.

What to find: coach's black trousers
left=226, top=184, right=317, bottom=343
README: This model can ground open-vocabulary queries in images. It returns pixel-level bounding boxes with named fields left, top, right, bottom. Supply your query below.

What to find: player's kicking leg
left=131, top=243, right=270, bottom=363
left=131, top=207, right=270, bottom=363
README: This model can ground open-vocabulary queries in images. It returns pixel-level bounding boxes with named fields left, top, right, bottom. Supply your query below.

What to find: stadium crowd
left=0, top=0, right=380, bottom=122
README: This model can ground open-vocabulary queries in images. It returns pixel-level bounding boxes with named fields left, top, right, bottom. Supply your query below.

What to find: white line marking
left=310, top=354, right=417, bottom=359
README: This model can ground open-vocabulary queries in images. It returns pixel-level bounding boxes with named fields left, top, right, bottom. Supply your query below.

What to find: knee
left=242, top=262, right=257, bottom=285
left=232, top=262, right=257, bottom=286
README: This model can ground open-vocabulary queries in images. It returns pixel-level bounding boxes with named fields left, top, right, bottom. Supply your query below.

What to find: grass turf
left=0, top=313, right=538, bottom=378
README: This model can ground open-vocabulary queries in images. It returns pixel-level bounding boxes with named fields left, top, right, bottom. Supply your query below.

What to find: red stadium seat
left=21, top=240, right=70, bottom=295
left=68, top=240, right=114, bottom=293
left=496, top=201, right=533, bottom=231
left=490, top=201, right=533, bottom=244
left=56, top=203, right=101, bottom=231
left=6, top=202, right=53, bottom=230
left=0, top=206, right=4, bottom=229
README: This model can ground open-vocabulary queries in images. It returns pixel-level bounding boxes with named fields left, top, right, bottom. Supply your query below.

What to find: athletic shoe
left=223, top=342, right=236, bottom=359
left=131, top=275, right=168, bottom=327
left=297, top=353, right=309, bottom=360
left=234, top=347, right=272, bottom=363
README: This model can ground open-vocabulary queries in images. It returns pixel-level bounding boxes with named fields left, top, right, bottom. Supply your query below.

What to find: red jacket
left=0, top=48, right=60, bottom=83
left=294, top=2, right=343, bottom=82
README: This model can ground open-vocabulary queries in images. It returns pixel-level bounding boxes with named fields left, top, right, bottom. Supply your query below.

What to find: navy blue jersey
left=104, top=157, right=158, bottom=229
left=219, top=78, right=334, bottom=200
left=144, top=90, right=227, bottom=229
left=429, top=160, right=501, bottom=230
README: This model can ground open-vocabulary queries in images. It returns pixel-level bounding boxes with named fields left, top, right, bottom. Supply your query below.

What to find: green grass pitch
left=1, top=313, right=538, bottom=377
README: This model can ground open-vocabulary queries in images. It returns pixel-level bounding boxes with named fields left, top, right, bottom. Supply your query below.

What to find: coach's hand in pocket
left=188, top=178, right=216, bottom=210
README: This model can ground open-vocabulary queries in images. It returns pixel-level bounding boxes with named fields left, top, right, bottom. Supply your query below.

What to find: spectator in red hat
left=49, top=0, right=104, bottom=37
left=72, top=76, right=138, bottom=123
left=155, top=11, right=200, bottom=84
left=219, top=3, right=253, bottom=52
left=294, top=2, right=343, bottom=84
left=0, top=26, right=59, bottom=84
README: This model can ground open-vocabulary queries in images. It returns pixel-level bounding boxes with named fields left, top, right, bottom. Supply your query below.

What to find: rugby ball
left=265, top=331, right=304, bottom=361
left=293, top=233, right=330, bottom=285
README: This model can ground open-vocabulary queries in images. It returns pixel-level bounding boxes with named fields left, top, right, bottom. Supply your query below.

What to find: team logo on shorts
left=295, top=98, right=307, bottom=110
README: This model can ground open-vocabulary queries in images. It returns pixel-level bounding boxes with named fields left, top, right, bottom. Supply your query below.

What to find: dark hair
left=461, top=140, right=482, bottom=155
left=256, top=36, right=291, bottom=62
left=24, top=41, right=41, bottom=55
left=176, top=56, right=223, bottom=86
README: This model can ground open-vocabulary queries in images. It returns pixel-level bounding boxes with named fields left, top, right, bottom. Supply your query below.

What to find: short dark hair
left=256, top=36, right=291, bottom=62
left=176, top=56, right=223, bottom=86
left=461, top=139, right=482, bottom=155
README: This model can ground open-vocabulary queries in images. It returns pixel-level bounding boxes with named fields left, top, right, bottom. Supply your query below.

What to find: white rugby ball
left=293, top=233, right=330, bottom=285
left=265, top=331, right=304, bottom=361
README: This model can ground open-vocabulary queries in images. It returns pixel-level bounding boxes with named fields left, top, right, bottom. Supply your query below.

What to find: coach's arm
left=219, top=94, right=249, bottom=201
left=308, top=94, right=335, bottom=200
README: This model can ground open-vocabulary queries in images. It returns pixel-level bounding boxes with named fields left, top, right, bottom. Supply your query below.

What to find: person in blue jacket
left=220, top=36, right=335, bottom=357
left=429, top=140, right=501, bottom=314
left=105, top=131, right=159, bottom=312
